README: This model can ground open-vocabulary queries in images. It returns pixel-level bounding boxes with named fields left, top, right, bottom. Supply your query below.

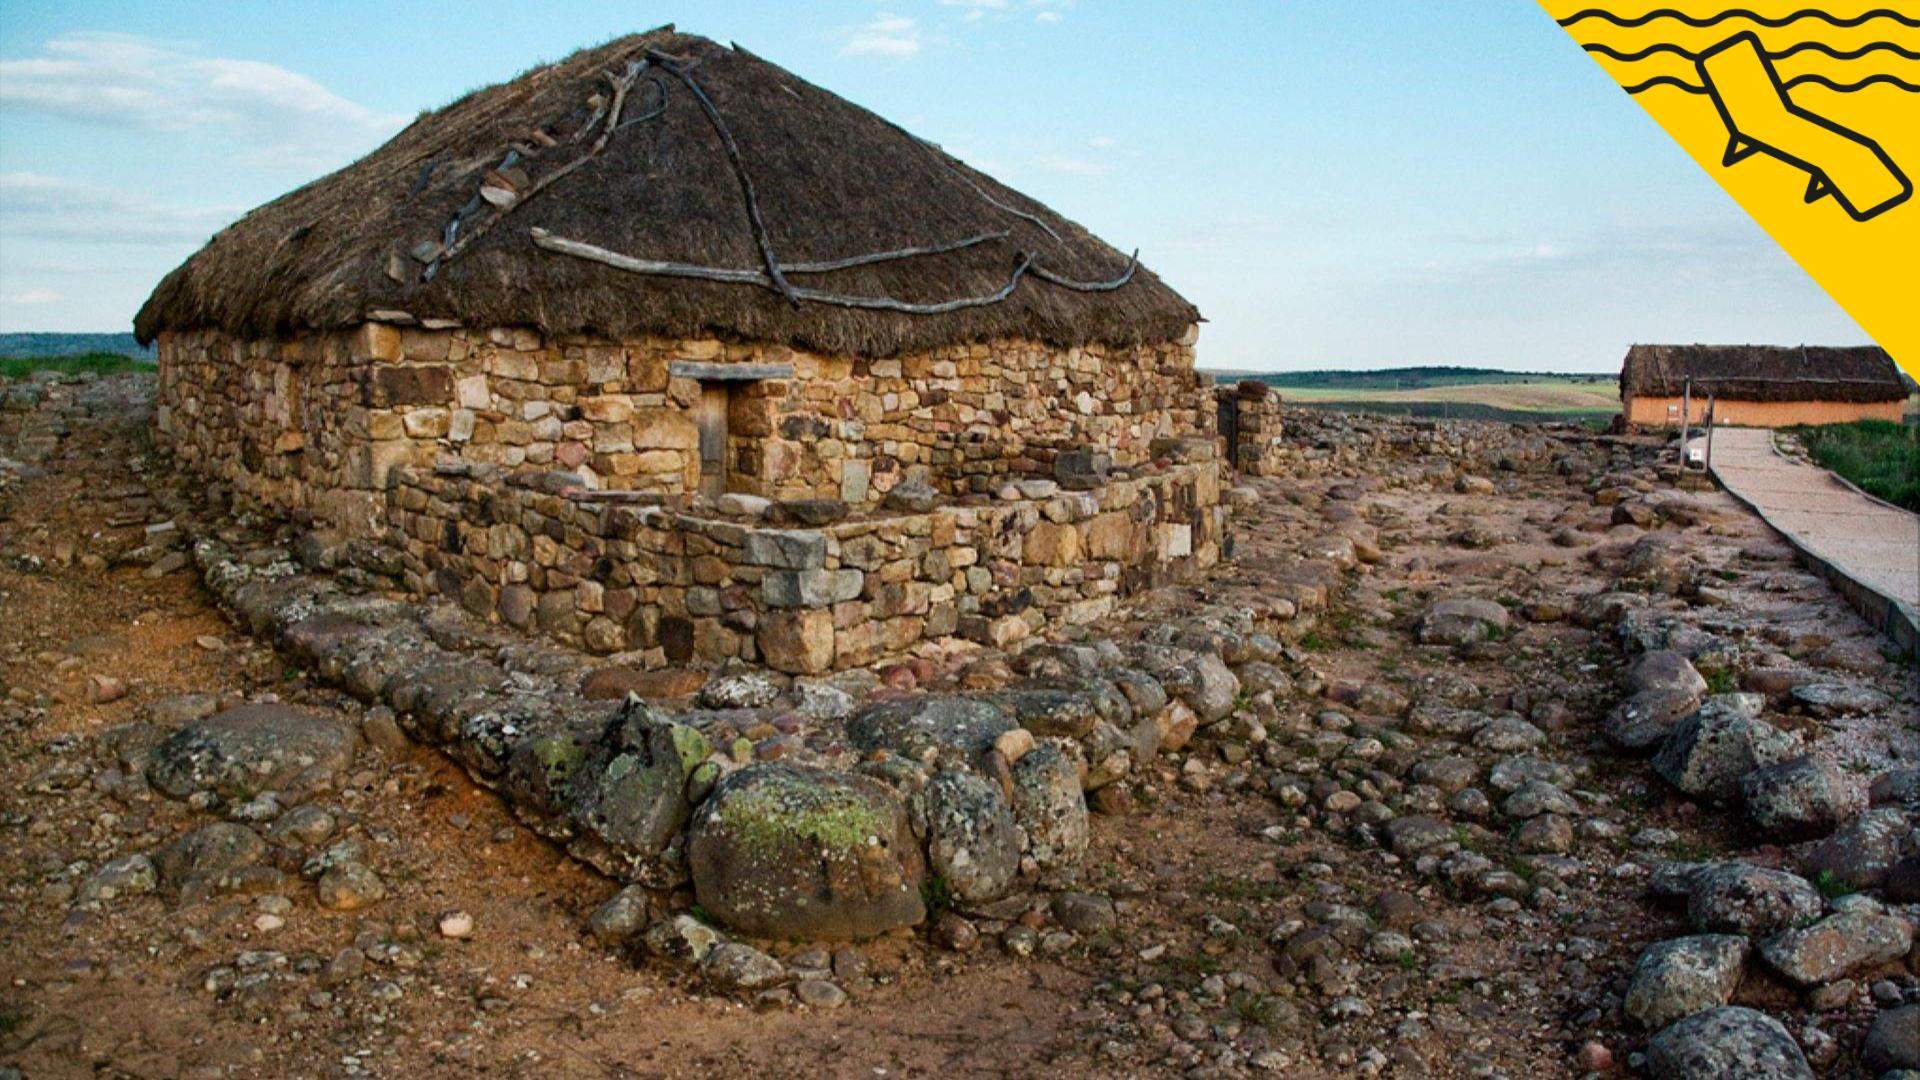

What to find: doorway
left=1216, top=393, right=1240, bottom=471
left=694, top=382, right=729, bottom=499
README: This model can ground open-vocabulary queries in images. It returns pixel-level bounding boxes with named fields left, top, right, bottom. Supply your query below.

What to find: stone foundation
left=383, top=458, right=1224, bottom=672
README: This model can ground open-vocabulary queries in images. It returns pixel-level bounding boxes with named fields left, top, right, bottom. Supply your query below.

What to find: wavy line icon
left=1558, top=7, right=1920, bottom=29
left=1696, top=32, right=1913, bottom=220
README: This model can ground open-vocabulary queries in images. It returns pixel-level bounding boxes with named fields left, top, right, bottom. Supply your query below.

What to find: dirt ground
left=2, top=376, right=1915, bottom=1078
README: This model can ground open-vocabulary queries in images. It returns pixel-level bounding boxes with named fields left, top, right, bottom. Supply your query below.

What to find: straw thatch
left=134, top=28, right=1198, bottom=357
left=1619, top=344, right=1907, bottom=404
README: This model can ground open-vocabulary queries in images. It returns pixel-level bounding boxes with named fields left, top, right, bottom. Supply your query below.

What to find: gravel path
left=1697, top=426, right=1920, bottom=613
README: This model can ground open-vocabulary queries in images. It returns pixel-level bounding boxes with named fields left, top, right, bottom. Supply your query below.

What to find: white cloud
left=0, top=33, right=406, bottom=169
left=1088, top=135, right=1117, bottom=149
left=840, top=14, right=923, bottom=58
left=0, top=172, right=242, bottom=245
left=1035, top=11, right=1064, bottom=24
left=941, top=0, right=1010, bottom=21
left=2, top=288, right=62, bottom=305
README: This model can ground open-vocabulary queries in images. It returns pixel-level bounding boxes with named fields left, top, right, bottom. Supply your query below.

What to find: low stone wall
left=155, top=322, right=1213, bottom=536
left=382, top=459, right=1225, bottom=672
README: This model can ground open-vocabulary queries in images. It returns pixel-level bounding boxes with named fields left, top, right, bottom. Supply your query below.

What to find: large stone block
left=758, top=609, right=835, bottom=674
left=633, top=411, right=698, bottom=450
left=1024, top=521, right=1081, bottom=567
left=371, top=364, right=455, bottom=407
left=762, top=568, right=865, bottom=609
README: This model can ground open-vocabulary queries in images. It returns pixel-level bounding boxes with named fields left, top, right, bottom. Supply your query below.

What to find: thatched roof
left=134, top=28, right=1198, bottom=356
left=1619, top=344, right=1908, bottom=404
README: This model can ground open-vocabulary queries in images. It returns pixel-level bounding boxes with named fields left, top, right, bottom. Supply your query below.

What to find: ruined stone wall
left=155, top=323, right=1212, bottom=534
left=380, top=459, right=1224, bottom=673
left=1216, top=381, right=1287, bottom=476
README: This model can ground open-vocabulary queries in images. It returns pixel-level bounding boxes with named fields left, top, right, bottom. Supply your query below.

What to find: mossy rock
left=688, top=763, right=925, bottom=940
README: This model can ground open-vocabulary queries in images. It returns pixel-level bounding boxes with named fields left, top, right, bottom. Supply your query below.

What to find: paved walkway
left=1694, top=426, right=1920, bottom=650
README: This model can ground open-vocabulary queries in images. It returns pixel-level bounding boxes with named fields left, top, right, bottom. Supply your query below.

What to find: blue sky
left=0, top=0, right=1870, bottom=371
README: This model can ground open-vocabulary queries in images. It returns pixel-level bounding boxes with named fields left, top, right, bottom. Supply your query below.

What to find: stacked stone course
left=383, top=457, right=1222, bottom=673
left=155, top=320, right=1221, bottom=672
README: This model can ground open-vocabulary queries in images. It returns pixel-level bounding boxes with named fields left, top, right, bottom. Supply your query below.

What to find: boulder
left=916, top=769, right=1020, bottom=906
left=1686, top=863, right=1822, bottom=937
left=1607, top=655, right=1706, bottom=752
left=1739, top=755, right=1865, bottom=841
left=147, top=704, right=359, bottom=802
left=1624, top=935, right=1749, bottom=1031
left=1790, top=681, right=1890, bottom=718
left=152, top=822, right=268, bottom=891
left=571, top=702, right=711, bottom=874
left=1645, top=1007, right=1812, bottom=1080
left=847, top=695, right=1013, bottom=764
left=996, top=686, right=1101, bottom=740
left=1798, top=807, right=1918, bottom=891
left=1863, top=1005, right=1920, bottom=1074
left=1128, top=646, right=1239, bottom=723
left=1009, top=739, right=1088, bottom=878
left=700, top=942, right=789, bottom=991
left=1652, top=698, right=1798, bottom=802
left=1757, top=910, right=1913, bottom=987
left=698, top=669, right=783, bottom=710
left=687, top=763, right=925, bottom=940
left=1417, top=597, right=1510, bottom=647
left=586, top=885, right=654, bottom=947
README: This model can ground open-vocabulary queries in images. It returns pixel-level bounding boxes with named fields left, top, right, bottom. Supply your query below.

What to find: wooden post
left=1680, top=378, right=1692, bottom=464
left=1704, top=394, right=1717, bottom=473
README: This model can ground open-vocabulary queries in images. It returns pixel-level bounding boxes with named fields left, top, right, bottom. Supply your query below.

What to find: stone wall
left=381, top=458, right=1224, bottom=673
left=155, top=322, right=1212, bottom=535
left=1215, top=381, right=1287, bottom=476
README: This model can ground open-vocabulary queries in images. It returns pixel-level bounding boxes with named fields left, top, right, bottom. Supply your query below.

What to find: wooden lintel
left=668, top=361, right=794, bottom=382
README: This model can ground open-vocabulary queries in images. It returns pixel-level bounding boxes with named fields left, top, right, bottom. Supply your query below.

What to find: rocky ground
left=2, top=372, right=1916, bottom=1079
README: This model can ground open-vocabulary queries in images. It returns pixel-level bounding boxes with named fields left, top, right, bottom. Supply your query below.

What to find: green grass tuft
left=1789, top=420, right=1920, bottom=511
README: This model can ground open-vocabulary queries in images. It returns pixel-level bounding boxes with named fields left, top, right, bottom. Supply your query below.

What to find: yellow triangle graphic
left=1540, top=1, right=1920, bottom=381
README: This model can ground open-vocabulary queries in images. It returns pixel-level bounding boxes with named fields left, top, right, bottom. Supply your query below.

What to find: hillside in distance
left=0, top=332, right=154, bottom=360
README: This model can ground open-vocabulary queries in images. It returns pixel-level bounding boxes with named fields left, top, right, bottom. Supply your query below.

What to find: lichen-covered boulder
left=1686, top=863, right=1822, bottom=937
left=1645, top=1006, right=1812, bottom=1080
left=1798, top=807, right=1919, bottom=891
left=1624, top=935, right=1748, bottom=1031
left=147, top=704, right=359, bottom=802
left=996, top=686, right=1101, bottom=739
left=1652, top=697, right=1797, bottom=802
left=688, top=763, right=925, bottom=940
left=1757, top=910, right=1913, bottom=987
left=847, top=695, right=1013, bottom=764
left=1739, top=755, right=1865, bottom=841
left=570, top=701, right=710, bottom=878
left=1010, top=738, right=1088, bottom=879
left=915, top=769, right=1020, bottom=905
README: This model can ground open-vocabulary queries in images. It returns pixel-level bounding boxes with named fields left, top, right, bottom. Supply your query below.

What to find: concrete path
left=1694, top=426, right=1920, bottom=651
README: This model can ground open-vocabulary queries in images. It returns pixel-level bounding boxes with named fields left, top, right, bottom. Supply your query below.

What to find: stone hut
left=1619, top=344, right=1908, bottom=428
left=134, top=28, right=1223, bottom=673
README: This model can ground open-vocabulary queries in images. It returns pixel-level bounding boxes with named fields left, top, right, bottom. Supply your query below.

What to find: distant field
left=0, top=331, right=154, bottom=360
left=0, top=352, right=152, bottom=379
left=1209, top=366, right=1622, bottom=420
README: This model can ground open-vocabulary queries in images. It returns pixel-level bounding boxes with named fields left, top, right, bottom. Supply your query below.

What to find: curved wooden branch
left=1030, top=249, right=1139, bottom=292
left=530, top=227, right=1034, bottom=314
left=648, top=50, right=800, bottom=307
left=433, top=56, right=650, bottom=272
left=922, top=141, right=1065, bottom=246
left=784, top=231, right=1008, bottom=273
